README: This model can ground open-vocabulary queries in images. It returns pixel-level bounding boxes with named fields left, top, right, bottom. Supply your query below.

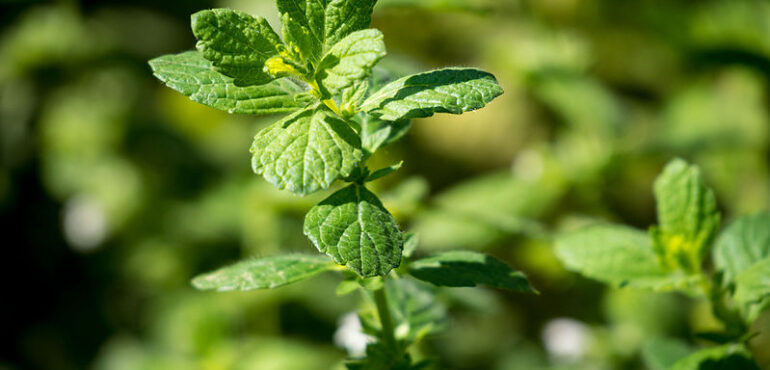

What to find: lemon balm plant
left=556, top=158, right=770, bottom=369
left=149, top=1, right=535, bottom=368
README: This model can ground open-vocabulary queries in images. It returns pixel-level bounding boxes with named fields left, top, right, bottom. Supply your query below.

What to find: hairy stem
left=374, top=286, right=397, bottom=350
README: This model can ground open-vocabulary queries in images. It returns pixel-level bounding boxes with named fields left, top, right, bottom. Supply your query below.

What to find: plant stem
left=322, top=98, right=343, bottom=116
left=374, top=286, right=397, bottom=350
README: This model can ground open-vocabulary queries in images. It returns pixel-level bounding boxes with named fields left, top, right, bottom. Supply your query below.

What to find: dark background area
left=1, top=0, right=769, bottom=369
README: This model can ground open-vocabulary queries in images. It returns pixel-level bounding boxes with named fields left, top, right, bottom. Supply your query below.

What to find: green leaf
left=277, top=0, right=377, bottom=64
left=360, top=68, right=504, bottom=121
left=385, top=278, right=448, bottom=342
left=192, top=8, right=282, bottom=86
left=336, top=275, right=385, bottom=296
left=323, top=0, right=377, bottom=50
left=281, top=12, right=321, bottom=63
left=402, top=232, right=419, bottom=258
left=359, top=278, right=447, bottom=344
left=670, top=344, right=759, bottom=370
left=336, top=278, right=360, bottom=296
left=341, top=80, right=370, bottom=112
left=408, top=251, right=536, bottom=292
left=713, top=212, right=770, bottom=282
left=149, top=51, right=311, bottom=114
left=345, top=342, right=418, bottom=370
left=303, top=184, right=403, bottom=277
left=366, top=161, right=403, bottom=182
left=277, top=0, right=325, bottom=61
left=361, top=116, right=411, bottom=153
left=316, top=29, right=386, bottom=97
left=555, top=224, right=700, bottom=291
left=250, top=105, right=363, bottom=195
left=733, top=257, right=770, bottom=309
left=359, top=276, right=385, bottom=291
left=651, top=158, right=721, bottom=272
left=642, top=337, right=693, bottom=370
left=191, top=254, right=337, bottom=291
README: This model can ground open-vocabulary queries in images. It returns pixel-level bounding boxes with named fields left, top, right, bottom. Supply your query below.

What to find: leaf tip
left=190, top=275, right=210, bottom=290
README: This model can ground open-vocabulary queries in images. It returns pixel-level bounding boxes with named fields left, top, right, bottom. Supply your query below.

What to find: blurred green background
left=2, top=0, right=770, bottom=369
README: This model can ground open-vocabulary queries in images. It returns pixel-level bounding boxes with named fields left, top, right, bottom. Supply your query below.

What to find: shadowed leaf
left=408, top=251, right=536, bottom=292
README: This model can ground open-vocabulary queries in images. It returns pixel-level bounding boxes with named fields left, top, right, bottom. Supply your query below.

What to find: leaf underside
left=250, top=106, right=363, bottom=195
left=149, top=51, right=310, bottom=114
left=304, top=184, right=403, bottom=277
left=191, top=254, right=337, bottom=291
left=408, top=250, right=536, bottom=292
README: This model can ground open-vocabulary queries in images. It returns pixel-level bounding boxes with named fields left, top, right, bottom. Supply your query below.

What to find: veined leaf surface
left=250, top=106, right=363, bottom=195
left=304, top=184, right=403, bottom=277
left=192, top=8, right=282, bottom=86
left=361, top=68, right=503, bottom=121
left=191, top=254, right=337, bottom=291
left=149, top=51, right=311, bottom=114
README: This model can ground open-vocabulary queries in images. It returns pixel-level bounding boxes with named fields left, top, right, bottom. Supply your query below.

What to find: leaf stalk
left=374, top=285, right=397, bottom=351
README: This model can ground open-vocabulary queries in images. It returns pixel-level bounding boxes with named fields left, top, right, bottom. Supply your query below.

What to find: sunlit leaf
left=304, top=184, right=403, bottom=277
left=316, top=29, right=386, bottom=97
left=361, top=68, right=503, bottom=121
left=191, top=9, right=282, bottom=86
left=250, top=105, right=363, bottom=195
left=366, top=161, right=403, bottom=182
left=323, top=0, right=377, bottom=50
left=650, top=158, right=721, bottom=272
left=149, top=51, right=311, bottom=114
left=191, top=254, right=337, bottom=291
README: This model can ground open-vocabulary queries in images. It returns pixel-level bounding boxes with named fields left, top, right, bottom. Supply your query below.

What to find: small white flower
left=63, top=194, right=107, bottom=252
left=542, top=317, right=591, bottom=363
left=333, top=312, right=375, bottom=358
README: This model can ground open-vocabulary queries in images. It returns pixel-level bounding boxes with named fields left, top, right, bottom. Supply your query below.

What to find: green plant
left=148, top=1, right=535, bottom=368
left=555, top=158, right=770, bottom=369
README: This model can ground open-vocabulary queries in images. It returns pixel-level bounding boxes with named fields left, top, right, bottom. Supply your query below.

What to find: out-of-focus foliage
left=3, top=0, right=770, bottom=369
